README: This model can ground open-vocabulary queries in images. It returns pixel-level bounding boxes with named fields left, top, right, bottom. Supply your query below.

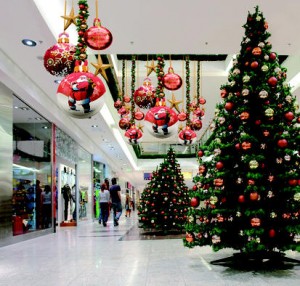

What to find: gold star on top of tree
left=145, top=60, right=157, bottom=76
left=91, top=55, right=112, bottom=82
left=61, top=7, right=78, bottom=31
left=168, top=93, right=182, bottom=113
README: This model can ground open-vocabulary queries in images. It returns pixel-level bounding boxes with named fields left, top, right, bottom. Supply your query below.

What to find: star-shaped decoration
left=61, top=7, right=78, bottom=31
left=168, top=93, right=182, bottom=113
left=145, top=60, right=157, bottom=76
left=137, top=123, right=144, bottom=132
left=91, top=55, right=112, bottom=82
left=178, top=124, right=184, bottom=132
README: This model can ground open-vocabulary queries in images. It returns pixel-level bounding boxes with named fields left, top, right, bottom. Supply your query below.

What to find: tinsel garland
left=76, top=0, right=89, bottom=61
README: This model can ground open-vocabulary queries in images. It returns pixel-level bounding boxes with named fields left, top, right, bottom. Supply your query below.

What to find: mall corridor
left=0, top=212, right=300, bottom=286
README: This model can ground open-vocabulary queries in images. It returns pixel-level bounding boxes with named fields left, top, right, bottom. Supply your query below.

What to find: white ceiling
left=1, top=0, right=300, bottom=190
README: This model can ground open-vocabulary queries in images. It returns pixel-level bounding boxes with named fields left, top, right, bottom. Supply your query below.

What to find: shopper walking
left=99, top=183, right=110, bottom=227
left=109, top=178, right=122, bottom=226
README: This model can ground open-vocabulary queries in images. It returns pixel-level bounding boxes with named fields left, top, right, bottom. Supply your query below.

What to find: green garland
left=75, top=0, right=89, bottom=61
left=156, top=55, right=165, bottom=99
left=130, top=56, right=136, bottom=124
left=185, top=56, right=191, bottom=125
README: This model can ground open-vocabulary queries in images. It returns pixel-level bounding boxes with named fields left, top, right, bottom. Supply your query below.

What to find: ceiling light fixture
left=35, top=117, right=43, bottom=121
left=22, top=39, right=37, bottom=47
left=91, top=125, right=98, bottom=128
left=54, top=79, right=62, bottom=84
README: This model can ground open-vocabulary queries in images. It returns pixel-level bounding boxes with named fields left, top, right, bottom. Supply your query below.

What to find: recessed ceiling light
left=22, top=39, right=37, bottom=47
left=54, top=79, right=62, bottom=84
left=91, top=125, right=98, bottom=128
left=42, top=126, right=49, bottom=129
left=20, top=107, right=30, bottom=111
left=35, top=117, right=43, bottom=121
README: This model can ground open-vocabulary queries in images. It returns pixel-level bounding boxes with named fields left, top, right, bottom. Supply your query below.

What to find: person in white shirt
left=99, top=183, right=110, bottom=227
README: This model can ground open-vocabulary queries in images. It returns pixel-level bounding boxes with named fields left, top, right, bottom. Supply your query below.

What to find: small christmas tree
left=184, top=6, right=300, bottom=265
left=138, top=147, right=189, bottom=233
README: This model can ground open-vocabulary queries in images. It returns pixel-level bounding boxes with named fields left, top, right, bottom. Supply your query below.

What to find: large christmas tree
left=138, top=147, right=189, bottom=233
left=184, top=6, right=300, bottom=262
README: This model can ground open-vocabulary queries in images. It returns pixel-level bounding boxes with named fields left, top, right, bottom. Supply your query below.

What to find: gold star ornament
left=145, top=60, right=157, bottom=76
left=91, top=55, right=112, bottom=82
left=137, top=122, right=144, bottom=132
left=168, top=93, right=182, bottom=113
left=61, top=7, right=78, bottom=31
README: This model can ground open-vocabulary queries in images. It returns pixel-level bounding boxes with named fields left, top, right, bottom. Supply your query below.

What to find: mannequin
left=61, top=184, right=71, bottom=221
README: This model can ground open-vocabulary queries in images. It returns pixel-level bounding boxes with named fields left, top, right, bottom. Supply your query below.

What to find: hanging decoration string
left=130, top=55, right=136, bottom=124
left=181, top=58, right=185, bottom=109
left=197, top=60, right=200, bottom=101
left=169, top=54, right=172, bottom=68
left=156, top=54, right=165, bottom=99
left=75, top=0, right=89, bottom=62
left=185, top=55, right=191, bottom=125
left=95, top=0, right=99, bottom=19
left=63, top=0, right=67, bottom=30
left=121, top=59, right=125, bottom=102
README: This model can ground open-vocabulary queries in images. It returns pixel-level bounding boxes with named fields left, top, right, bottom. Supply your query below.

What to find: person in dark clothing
left=109, top=178, right=122, bottom=226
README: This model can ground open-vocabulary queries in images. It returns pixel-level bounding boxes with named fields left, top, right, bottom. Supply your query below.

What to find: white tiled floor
left=0, top=212, right=299, bottom=286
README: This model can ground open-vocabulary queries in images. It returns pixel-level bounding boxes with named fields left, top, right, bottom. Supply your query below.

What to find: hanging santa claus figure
left=68, top=74, right=95, bottom=113
left=145, top=98, right=178, bottom=137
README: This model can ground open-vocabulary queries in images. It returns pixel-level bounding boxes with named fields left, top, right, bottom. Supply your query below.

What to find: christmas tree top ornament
left=183, top=6, right=300, bottom=267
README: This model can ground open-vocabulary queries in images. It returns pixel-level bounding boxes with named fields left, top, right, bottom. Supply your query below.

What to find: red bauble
left=268, top=76, right=278, bottom=87
left=198, top=150, right=204, bottom=157
left=134, top=78, right=156, bottom=108
left=269, top=229, right=276, bottom=238
left=190, top=197, right=200, bottom=208
left=215, top=161, right=224, bottom=170
left=190, top=118, right=202, bottom=131
left=277, top=139, right=288, bottom=148
left=178, top=111, right=187, bottom=121
left=251, top=217, right=261, bottom=227
left=134, top=109, right=145, bottom=120
left=185, top=233, right=194, bottom=243
left=284, top=111, right=295, bottom=121
left=56, top=63, right=106, bottom=118
left=192, top=185, right=197, bottom=191
left=84, top=18, right=113, bottom=50
left=199, top=98, right=206, bottom=105
left=288, top=179, right=298, bottom=186
left=178, top=127, right=197, bottom=145
left=250, top=192, right=259, bottom=201
left=118, top=106, right=129, bottom=116
left=123, top=95, right=131, bottom=103
left=44, top=32, right=75, bottom=76
left=225, top=101, right=234, bottom=111
left=238, top=195, right=245, bottom=203
left=162, top=67, right=182, bottom=90
left=250, top=61, right=259, bottom=69
left=119, top=117, right=131, bottom=130
left=124, top=125, right=143, bottom=144
left=114, top=99, right=123, bottom=109
left=269, top=52, right=277, bottom=61
left=220, top=89, right=227, bottom=98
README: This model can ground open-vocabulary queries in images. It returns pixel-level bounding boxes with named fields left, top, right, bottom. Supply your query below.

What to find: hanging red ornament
left=84, top=18, right=113, bottom=50
left=123, top=95, right=131, bottom=103
left=238, top=195, right=245, bottom=203
left=133, top=78, right=156, bottom=109
left=114, top=99, right=123, bottom=109
left=250, top=217, right=261, bottom=227
left=225, top=101, right=234, bottom=111
left=162, top=67, right=182, bottom=90
left=269, top=229, right=276, bottom=238
left=249, top=192, right=259, bottom=201
left=215, top=161, right=224, bottom=170
left=44, top=32, right=76, bottom=76
left=190, top=118, right=202, bottom=131
left=145, top=100, right=178, bottom=137
left=185, top=233, right=194, bottom=243
left=56, top=60, right=106, bottom=118
left=197, top=150, right=204, bottom=157
left=119, top=117, right=131, bottom=130
left=268, top=76, right=278, bottom=87
left=118, top=106, right=129, bottom=116
left=124, top=125, right=143, bottom=144
left=178, top=111, right=187, bottom=121
left=178, top=126, right=197, bottom=145
left=199, top=98, right=206, bottom=105
left=134, top=109, right=145, bottom=121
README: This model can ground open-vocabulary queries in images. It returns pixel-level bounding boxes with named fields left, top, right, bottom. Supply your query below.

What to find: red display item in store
left=84, top=18, right=113, bottom=50
left=145, top=100, right=178, bottom=137
left=178, top=126, right=197, bottom=145
left=12, top=215, right=23, bottom=235
left=162, top=67, right=182, bottom=90
left=43, top=32, right=75, bottom=76
left=133, top=78, right=156, bottom=109
left=124, top=125, right=143, bottom=144
left=57, top=61, right=106, bottom=118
